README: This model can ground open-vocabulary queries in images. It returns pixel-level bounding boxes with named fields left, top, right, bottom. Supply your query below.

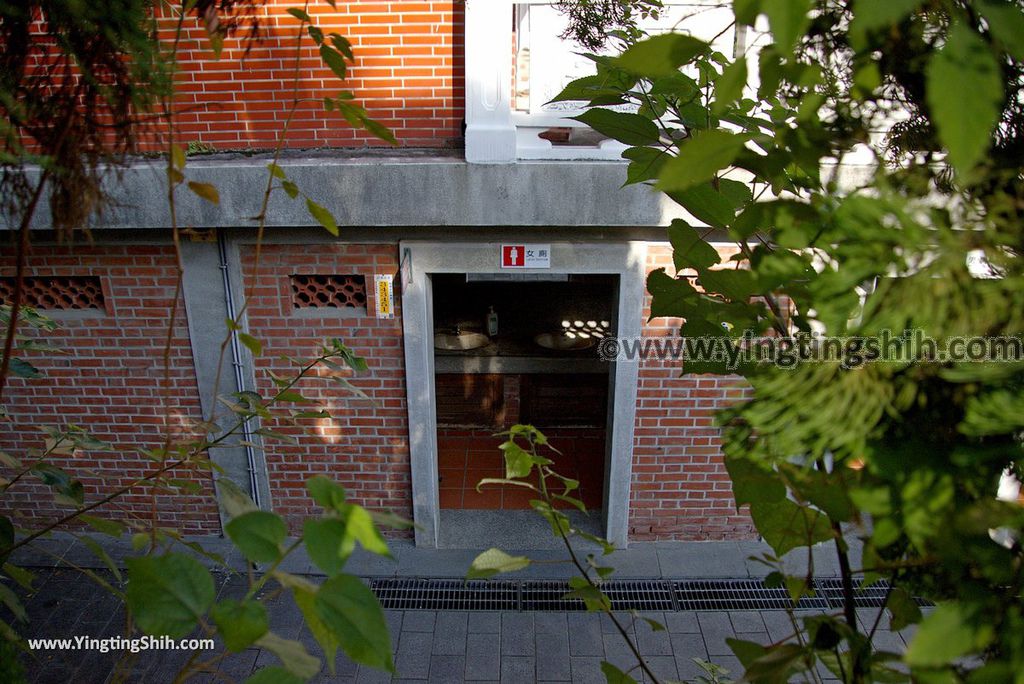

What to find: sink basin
left=434, top=332, right=491, bottom=351
left=534, top=332, right=595, bottom=351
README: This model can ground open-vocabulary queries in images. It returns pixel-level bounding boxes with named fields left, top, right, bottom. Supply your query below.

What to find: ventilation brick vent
left=290, top=274, right=366, bottom=309
left=0, top=276, right=104, bottom=310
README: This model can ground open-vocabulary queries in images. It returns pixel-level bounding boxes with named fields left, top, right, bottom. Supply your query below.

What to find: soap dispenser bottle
left=486, top=306, right=498, bottom=337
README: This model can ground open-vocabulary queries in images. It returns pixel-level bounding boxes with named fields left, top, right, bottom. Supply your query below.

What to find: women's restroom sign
left=501, top=244, right=551, bottom=269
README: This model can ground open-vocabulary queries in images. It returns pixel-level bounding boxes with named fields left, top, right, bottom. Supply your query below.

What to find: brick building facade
left=2, top=1, right=760, bottom=546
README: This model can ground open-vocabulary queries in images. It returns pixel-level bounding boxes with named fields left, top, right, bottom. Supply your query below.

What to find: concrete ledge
left=18, top=155, right=684, bottom=230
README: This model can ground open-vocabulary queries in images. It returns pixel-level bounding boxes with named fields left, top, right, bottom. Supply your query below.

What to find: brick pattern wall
left=160, top=0, right=464, bottom=150
left=0, top=246, right=220, bottom=534
left=629, top=244, right=757, bottom=541
left=239, top=243, right=411, bottom=530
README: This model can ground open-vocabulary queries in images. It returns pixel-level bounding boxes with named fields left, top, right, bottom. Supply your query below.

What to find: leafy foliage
left=550, top=0, right=1024, bottom=681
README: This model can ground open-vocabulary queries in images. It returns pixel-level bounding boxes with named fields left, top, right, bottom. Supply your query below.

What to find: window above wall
left=464, top=0, right=740, bottom=162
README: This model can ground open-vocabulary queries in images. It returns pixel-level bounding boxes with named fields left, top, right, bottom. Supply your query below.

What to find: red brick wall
left=629, top=244, right=756, bottom=541
left=0, top=246, right=220, bottom=535
left=239, top=242, right=412, bottom=530
left=161, top=0, right=464, bottom=150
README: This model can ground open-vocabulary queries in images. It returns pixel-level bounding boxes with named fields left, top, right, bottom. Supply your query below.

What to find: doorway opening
left=430, top=273, right=616, bottom=545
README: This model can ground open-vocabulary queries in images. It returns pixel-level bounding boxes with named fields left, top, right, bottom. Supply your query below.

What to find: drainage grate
left=367, top=577, right=927, bottom=612
left=813, top=578, right=925, bottom=609
left=674, top=579, right=830, bottom=611
left=521, top=580, right=586, bottom=611
left=604, top=580, right=676, bottom=611
left=370, top=578, right=518, bottom=611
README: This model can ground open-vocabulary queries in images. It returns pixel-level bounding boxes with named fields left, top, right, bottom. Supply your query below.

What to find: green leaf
left=500, top=441, right=534, bottom=478
left=753, top=499, right=833, bottom=556
left=238, top=332, right=262, bottom=357
left=667, top=219, right=719, bottom=271
left=622, top=146, right=670, bottom=185
left=9, top=358, right=42, bottom=378
left=646, top=268, right=700, bottom=319
left=319, top=45, right=347, bottom=80
left=211, top=599, right=269, bottom=652
left=667, top=182, right=741, bottom=229
left=341, top=505, right=391, bottom=559
left=925, top=22, right=1003, bottom=178
left=905, top=603, right=993, bottom=667
left=467, top=548, right=530, bottom=579
left=255, top=632, right=321, bottom=679
left=31, top=464, right=83, bottom=506
left=849, top=0, right=923, bottom=48
left=187, top=181, right=220, bottom=205
left=245, top=667, right=304, bottom=684
left=615, top=33, right=709, bottom=77
left=126, top=554, right=215, bottom=638
left=307, top=475, right=347, bottom=510
left=286, top=7, right=311, bottom=22
left=218, top=478, right=258, bottom=519
left=712, top=58, right=748, bottom=114
left=886, top=586, right=922, bottom=632
left=763, top=0, right=812, bottom=53
left=600, top=661, right=638, bottom=683
left=306, top=197, right=340, bottom=236
left=294, top=586, right=340, bottom=672
left=571, top=109, right=659, bottom=146
left=657, top=131, right=748, bottom=194
left=170, top=144, right=186, bottom=170
left=315, top=574, right=394, bottom=671
left=281, top=180, right=299, bottom=199
left=80, top=536, right=122, bottom=581
left=734, top=0, right=762, bottom=25
left=225, top=511, right=287, bottom=564
left=303, top=519, right=346, bottom=575
left=267, top=162, right=286, bottom=179
left=979, top=0, right=1024, bottom=61
left=0, top=582, right=25, bottom=622
left=361, top=118, right=397, bottom=145
left=698, top=268, right=758, bottom=301
left=330, top=33, right=354, bottom=61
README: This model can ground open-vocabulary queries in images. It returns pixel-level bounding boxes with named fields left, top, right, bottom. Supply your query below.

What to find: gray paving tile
left=600, top=611, right=636, bottom=635
left=354, top=665, right=392, bottom=684
left=429, top=655, right=466, bottom=683
left=570, top=657, right=604, bottom=684
left=400, top=611, right=436, bottom=633
left=433, top=611, right=468, bottom=655
left=500, top=656, right=535, bottom=683
left=466, top=633, right=500, bottom=681
left=729, top=610, right=767, bottom=633
left=635, top=617, right=672, bottom=656
left=500, top=612, right=534, bottom=656
left=384, top=611, right=404, bottom=636
left=535, top=629, right=571, bottom=681
left=642, top=655, right=679, bottom=684
left=670, top=632, right=709, bottom=663
left=602, top=633, right=642, bottom=674
left=697, top=612, right=737, bottom=656
left=657, top=542, right=746, bottom=577
left=603, top=545, right=661, bottom=578
left=567, top=613, right=603, bottom=656
left=395, top=631, right=432, bottom=679
left=534, top=612, right=567, bottom=634
left=664, top=611, right=700, bottom=634
left=395, top=548, right=479, bottom=577
left=468, top=611, right=500, bottom=634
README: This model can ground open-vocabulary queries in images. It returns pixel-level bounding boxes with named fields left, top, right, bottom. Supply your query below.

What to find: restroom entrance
left=399, top=241, right=645, bottom=548
left=431, top=273, right=616, bottom=513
